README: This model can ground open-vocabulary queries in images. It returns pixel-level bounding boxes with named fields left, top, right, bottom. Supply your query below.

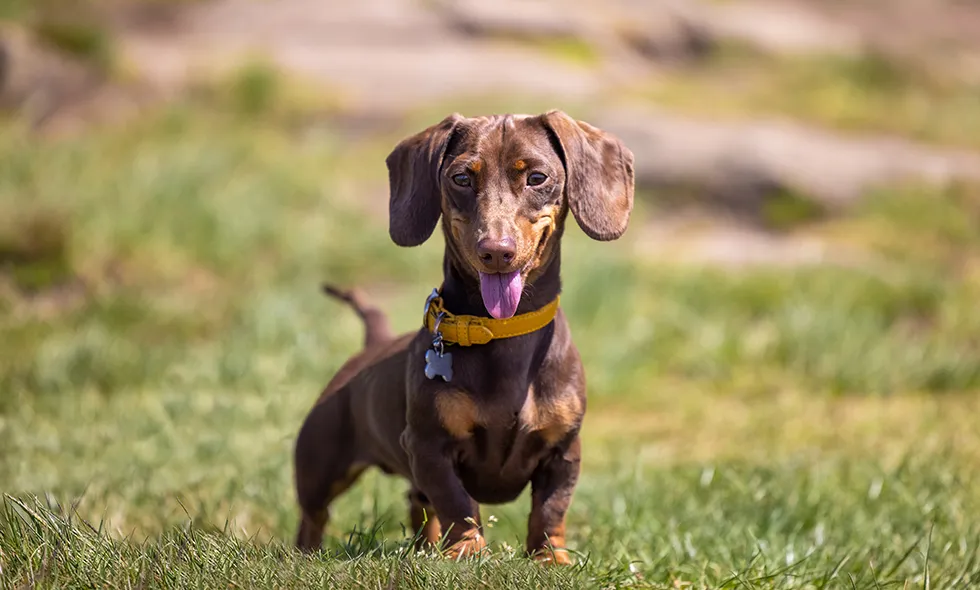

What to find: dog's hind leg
left=294, top=388, right=366, bottom=553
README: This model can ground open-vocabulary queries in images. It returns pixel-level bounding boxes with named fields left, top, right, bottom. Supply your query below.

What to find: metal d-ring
left=431, top=311, right=447, bottom=356
left=423, top=288, right=440, bottom=315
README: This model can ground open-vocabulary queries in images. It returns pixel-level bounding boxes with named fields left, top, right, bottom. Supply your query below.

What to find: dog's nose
left=477, top=237, right=516, bottom=271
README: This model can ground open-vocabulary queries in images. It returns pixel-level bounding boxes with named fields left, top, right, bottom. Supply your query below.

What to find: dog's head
left=386, top=111, right=634, bottom=319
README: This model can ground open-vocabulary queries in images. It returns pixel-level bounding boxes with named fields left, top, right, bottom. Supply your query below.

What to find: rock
left=695, top=1, right=861, bottom=56
left=436, top=0, right=588, bottom=40
left=0, top=38, right=8, bottom=92
left=633, top=215, right=868, bottom=268
left=617, top=8, right=714, bottom=64
left=118, top=0, right=603, bottom=114
left=599, top=108, right=980, bottom=211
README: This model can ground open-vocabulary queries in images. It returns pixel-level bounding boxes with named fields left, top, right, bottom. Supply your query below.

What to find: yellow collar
left=423, top=290, right=560, bottom=346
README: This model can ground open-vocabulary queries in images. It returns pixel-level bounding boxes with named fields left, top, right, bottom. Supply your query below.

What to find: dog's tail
left=321, top=284, right=393, bottom=349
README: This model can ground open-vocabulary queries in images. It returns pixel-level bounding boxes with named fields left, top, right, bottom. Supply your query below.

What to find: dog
left=293, top=111, right=634, bottom=563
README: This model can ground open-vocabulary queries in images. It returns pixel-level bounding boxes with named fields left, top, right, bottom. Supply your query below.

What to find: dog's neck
left=438, top=246, right=562, bottom=319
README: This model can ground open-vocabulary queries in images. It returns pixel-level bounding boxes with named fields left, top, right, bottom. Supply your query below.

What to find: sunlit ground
left=2, top=56, right=980, bottom=588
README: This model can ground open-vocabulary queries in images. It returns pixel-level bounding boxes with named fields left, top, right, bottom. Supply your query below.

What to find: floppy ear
left=386, top=114, right=464, bottom=247
left=541, top=110, right=635, bottom=241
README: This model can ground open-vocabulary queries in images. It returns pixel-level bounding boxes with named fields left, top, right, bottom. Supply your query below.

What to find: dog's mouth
left=477, top=226, right=555, bottom=319
left=478, top=270, right=523, bottom=319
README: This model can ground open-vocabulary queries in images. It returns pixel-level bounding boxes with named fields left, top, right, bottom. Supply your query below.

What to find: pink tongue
left=479, top=271, right=524, bottom=319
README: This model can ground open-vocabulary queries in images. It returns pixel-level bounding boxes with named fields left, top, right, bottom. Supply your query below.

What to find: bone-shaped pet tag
left=424, top=348, right=453, bottom=382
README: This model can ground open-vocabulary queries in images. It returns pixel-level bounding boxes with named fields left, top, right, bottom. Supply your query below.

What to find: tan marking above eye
left=470, top=161, right=483, bottom=173
left=514, top=160, right=527, bottom=171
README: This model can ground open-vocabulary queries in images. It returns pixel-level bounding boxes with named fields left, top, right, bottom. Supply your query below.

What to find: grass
left=2, top=87, right=980, bottom=588
left=641, top=44, right=980, bottom=149
left=521, top=37, right=602, bottom=67
left=3, top=394, right=980, bottom=588
left=184, top=59, right=352, bottom=126
left=819, top=183, right=980, bottom=270
left=0, top=208, right=73, bottom=292
left=0, top=0, right=31, bottom=21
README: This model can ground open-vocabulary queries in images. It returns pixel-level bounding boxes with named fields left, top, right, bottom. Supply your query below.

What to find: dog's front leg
left=526, top=434, right=581, bottom=565
left=402, top=429, right=485, bottom=559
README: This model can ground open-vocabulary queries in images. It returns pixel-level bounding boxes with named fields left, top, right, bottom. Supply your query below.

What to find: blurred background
left=2, top=0, right=980, bottom=586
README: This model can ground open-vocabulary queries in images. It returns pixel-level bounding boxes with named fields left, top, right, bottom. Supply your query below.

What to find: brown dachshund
left=293, top=111, right=634, bottom=563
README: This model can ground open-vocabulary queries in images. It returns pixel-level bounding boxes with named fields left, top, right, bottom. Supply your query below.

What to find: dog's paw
left=444, top=529, right=487, bottom=560
left=531, top=547, right=574, bottom=566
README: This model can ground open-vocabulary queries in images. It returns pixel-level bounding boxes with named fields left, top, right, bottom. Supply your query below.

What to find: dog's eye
left=452, top=173, right=471, bottom=187
left=527, top=172, right=548, bottom=186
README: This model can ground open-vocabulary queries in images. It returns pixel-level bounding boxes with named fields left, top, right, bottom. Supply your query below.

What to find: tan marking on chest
left=519, top=386, right=583, bottom=446
left=435, top=390, right=483, bottom=439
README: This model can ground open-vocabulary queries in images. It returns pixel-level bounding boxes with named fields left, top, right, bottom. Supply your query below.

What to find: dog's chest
left=454, top=418, right=544, bottom=504
left=443, top=386, right=582, bottom=504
